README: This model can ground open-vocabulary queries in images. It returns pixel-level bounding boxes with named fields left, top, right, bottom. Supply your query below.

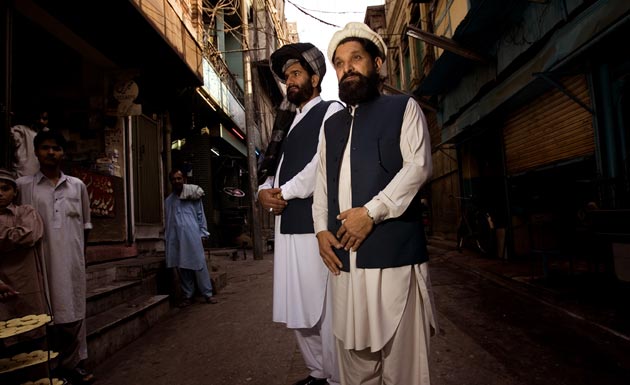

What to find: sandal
left=62, top=366, right=95, bottom=385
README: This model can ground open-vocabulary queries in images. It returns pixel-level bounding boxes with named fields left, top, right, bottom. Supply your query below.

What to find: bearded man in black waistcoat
left=312, top=22, right=439, bottom=385
left=257, top=42, right=343, bottom=385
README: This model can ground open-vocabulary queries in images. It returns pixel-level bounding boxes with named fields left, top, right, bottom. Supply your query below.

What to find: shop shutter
left=503, top=75, right=594, bottom=175
left=133, top=115, right=162, bottom=224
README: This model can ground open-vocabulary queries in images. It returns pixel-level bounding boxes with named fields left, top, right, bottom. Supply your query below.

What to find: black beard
left=287, top=80, right=314, bottom=106
left=338, top=70, right=380, bottom=106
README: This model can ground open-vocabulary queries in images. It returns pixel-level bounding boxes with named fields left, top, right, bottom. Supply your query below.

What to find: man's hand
left=316, top=231, right=343, bottom=275
left=258, top=188, right=287, bottom=215
left=0, top=281, right=19, bottom=302
left=336, top=207, right=374, bottom=252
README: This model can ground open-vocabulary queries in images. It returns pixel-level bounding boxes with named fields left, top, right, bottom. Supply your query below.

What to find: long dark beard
left=338, top=70, right=380, bottom=106
left=287, top=80, right=314, bottom=106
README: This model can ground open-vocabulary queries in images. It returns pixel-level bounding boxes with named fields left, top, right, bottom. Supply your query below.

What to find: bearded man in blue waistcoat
left=312, top=22, right=439, bottom=385
left=257, top=43, right=344, bottom=385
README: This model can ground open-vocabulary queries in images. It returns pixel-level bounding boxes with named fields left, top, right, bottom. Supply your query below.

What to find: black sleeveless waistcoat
left=324, top=95, right=428, bottom=271
left=278, top=100, right=333, bottom=234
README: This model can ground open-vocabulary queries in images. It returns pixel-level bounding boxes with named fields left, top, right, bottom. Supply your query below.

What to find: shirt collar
left=1, top=203, right=18, bottom=215
left=35, top=170, right=67, bottom=185
left=296, top=96, right=322, bottom=115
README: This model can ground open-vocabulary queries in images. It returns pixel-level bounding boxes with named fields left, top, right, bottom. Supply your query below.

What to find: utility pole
left=241, top=0, right=264, bottom=260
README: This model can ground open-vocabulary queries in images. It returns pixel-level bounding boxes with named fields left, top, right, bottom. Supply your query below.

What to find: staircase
left=83, top=246, right=228, bottom=369
left=84, top=253, right=171, bottom=368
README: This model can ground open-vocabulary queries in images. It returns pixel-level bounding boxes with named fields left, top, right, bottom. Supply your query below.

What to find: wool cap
left=270, top=42, right=326, bottom=83
left=327, top=22, right=387, bottom=63
left=0, top=168, right=17, bottom=187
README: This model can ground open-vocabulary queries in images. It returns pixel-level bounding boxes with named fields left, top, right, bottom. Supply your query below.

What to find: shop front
left=2, top=0, right=204, bottom=261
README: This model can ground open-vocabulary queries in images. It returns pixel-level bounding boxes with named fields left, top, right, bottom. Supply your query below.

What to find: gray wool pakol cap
left=327, top=22, right=387, bottom=62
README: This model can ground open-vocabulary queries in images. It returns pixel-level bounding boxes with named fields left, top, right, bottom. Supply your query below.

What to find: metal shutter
left=503, top=75, right=594, bottom=175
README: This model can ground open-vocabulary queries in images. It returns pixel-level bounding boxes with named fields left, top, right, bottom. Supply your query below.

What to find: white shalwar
left=259, top=96, right=343, bottom=384
left=313, top=99, right=438, bottom=385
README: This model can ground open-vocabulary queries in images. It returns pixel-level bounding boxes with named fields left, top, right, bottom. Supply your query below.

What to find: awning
left=210, top=124, right=247, bottom=158
left=405, top=26, right=488, bottom=63
left=23, top=0, right=203, bottom=90
left=440, top=1, right=630, bottom=144
left=413, top=0, right=526, bottom=96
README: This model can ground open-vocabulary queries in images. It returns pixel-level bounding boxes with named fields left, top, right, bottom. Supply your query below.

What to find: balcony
left=203, top=43, right=245, bottom=105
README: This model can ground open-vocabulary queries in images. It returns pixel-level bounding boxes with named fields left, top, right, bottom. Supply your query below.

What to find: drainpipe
left=164, top=111, right=172, bottom=191
left=1, top=3, right=12, bottom=168
left=242, top=0, right=264, bottom=259
left=499, top=128, right=513, bottom=260
left=124, top=116, right=135, bottom=245
left=595, top=64, right=619, bottom=208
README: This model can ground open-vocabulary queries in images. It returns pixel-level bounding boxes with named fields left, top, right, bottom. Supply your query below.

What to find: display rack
left=0, top=314, right=64, bottom=384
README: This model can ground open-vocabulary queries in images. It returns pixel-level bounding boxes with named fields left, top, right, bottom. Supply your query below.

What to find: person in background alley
left=164, top=168, right=217, bottom=308
left=11, top=109, right=51, bottom=177
left=257, top=42, right=344, bottom=385
left=17, top=130, right=94, bottom=385
left=313, top=22, right=438, bottom=385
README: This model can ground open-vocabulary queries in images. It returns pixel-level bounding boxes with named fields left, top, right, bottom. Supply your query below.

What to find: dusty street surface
left=93, top=248, right=630, bottom=385
left=93, top=252, right=308, bottom=385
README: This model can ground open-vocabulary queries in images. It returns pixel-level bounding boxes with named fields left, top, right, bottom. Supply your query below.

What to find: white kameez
left=17, top=171, right=92, bottom=325
left=258, top=96, right=344, bottom=328
left=313, top=98, right=438, bottom=357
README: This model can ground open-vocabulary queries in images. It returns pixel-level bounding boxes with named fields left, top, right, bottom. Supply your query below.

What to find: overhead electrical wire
left=286, top=0, right=340, bottom=28
left=286, top=1, right=363, bottom=14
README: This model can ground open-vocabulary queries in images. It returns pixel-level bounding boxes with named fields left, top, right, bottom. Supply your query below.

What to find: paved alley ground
left=92, top=248, right=630, bottom=385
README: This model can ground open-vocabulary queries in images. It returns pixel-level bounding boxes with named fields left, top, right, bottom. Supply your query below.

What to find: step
left=86, top=263, right=119, bottom=292
left=86, top=256, right=165, bottom=290
left=86, top=280, right=144, bottom=318
left=210, top=270, right=228, bottom=295
left=113, top=256, right=165, bottom=281
left=428, top=236, right=458, bottom=251
left=209, top=248, right=244, bottom=261
left=85, top=294, right=170, bottom=369
left=86, top=243, right=138, bottom=265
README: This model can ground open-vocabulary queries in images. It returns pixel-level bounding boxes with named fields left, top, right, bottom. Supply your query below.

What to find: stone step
left=86, top=256, right=165, bottom=291
left=86, top=280, right=144, bottom=318
left=428, top=236, right=458, bottom=251
left=210, top=270, right=228, bottom=295
left=86, top=263, right=118, bottom=292
left=86, top=243, right=138, bottom=265
left=113, top=256, right=165, bottom=281
left=86, top=294, right=170, bottom=369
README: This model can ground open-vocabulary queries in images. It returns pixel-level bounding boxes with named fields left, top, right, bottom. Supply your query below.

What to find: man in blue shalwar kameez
left=164, top=168, right=217, bottom=307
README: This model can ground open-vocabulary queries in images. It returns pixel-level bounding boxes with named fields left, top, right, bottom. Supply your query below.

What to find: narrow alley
left=91, top=245, right=630, bottom=385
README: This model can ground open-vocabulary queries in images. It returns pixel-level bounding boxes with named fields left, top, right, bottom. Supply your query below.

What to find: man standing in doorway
left=17, top=130, right=94, bottom=384
left=257, top=42, right=343, bottom=385
left=313, top=22, right=438, bottom=385
left=164, top=168, right=217, bottom=308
